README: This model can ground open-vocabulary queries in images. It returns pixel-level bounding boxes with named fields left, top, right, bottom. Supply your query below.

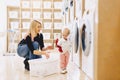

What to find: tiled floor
left=0, top=53, right=90, bottom=80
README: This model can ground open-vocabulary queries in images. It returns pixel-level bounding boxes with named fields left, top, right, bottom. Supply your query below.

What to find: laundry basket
left=4, top=29, right=20, bottom=55
left=29, top=53, right=60, bottom=77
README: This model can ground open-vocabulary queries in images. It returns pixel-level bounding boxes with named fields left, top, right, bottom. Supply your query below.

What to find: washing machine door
left=73, top=21, right=79, bottom=53
left=81, top=19, right=91, bottom=56
left=71, top=20, right=81, bottom=67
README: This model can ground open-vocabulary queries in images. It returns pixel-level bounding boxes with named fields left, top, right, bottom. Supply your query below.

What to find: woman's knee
left=17, top=45, right=29, bottom=58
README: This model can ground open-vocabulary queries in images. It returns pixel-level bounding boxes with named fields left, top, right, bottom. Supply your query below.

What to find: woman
left=17, top=20, right=52, bottom=71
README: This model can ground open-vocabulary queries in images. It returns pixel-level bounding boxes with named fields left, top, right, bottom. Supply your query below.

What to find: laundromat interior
left=0, top=0, right=120, bottom=80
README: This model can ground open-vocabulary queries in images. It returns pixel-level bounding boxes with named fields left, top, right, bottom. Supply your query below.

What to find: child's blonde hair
left=63, top=27, right=70, bottom=35
left=29, top=20, right=42, bottom=35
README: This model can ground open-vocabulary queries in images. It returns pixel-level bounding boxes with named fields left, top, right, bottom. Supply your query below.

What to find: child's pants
left=60, top=51, right=69, bottom=69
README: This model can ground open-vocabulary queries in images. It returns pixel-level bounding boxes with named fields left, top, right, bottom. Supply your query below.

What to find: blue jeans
left=17, top=41, right=42, bottom=59
left=29, top=42, right=42, bottom=60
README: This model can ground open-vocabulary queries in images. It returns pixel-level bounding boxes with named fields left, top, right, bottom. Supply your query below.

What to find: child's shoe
left=60, top=69, right=67, bottom=74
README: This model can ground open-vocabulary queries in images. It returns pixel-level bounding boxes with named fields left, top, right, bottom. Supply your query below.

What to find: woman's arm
left=42, top=46, right=53, bottom=51
left=33, top=50, right=46, bottom=55
left=38, top=33, right=53, bottom=51
left=33, top=50, right=49, bottom=58
left=26, top=36, right=34, bottom=54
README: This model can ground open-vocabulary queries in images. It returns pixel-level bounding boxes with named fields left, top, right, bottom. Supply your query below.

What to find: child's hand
left=47, top=46, right=53, bottom=50
left=45, top=53, right=50, bottom=59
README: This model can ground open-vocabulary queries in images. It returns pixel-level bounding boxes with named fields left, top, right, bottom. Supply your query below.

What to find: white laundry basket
left=29, top=53, right=60, bottom=77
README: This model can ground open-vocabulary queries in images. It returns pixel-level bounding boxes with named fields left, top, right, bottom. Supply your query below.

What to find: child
left=56, top=28, right=71, bottom=74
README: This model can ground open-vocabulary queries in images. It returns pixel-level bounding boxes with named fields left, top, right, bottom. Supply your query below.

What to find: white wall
left=0, top=0, right=20, bottom=54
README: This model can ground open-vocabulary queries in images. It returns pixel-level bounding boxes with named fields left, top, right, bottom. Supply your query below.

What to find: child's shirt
left=58, top=38, right=71, bottom=54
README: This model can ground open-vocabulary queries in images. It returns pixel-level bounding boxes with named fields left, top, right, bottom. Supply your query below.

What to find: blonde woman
left=17, top=20, right=52, bottom=71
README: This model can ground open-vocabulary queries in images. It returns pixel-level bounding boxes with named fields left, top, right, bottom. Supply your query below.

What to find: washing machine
left=81, top=14, right=92, bottom=56
left=72, top=18, right=82, bottom=67
left=70, top=13, right=92, bottom=68
left=81, top=10, right=95, bottom=79
left=73, top=19, right=79, bottom=53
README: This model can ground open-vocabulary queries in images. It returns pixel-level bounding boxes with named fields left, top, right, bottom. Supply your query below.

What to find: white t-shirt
left=58, top=38, right=71, bottom=54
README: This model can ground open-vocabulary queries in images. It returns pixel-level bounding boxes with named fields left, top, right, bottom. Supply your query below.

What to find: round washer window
left=81, top=20, right=91, bottom=56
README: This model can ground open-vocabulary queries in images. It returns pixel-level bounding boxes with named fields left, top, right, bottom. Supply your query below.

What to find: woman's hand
left=33, top=50, right=40, bottom=55
left=33, top=50, right=46, bottom=55
left=33, top=50, right=50, bottom=59
left=46, top=46, right=53, bottom=50
left=45, top=53, right=49, bottom=59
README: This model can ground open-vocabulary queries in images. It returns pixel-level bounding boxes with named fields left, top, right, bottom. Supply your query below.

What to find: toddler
left=56, top=28, right=71, bottom=74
